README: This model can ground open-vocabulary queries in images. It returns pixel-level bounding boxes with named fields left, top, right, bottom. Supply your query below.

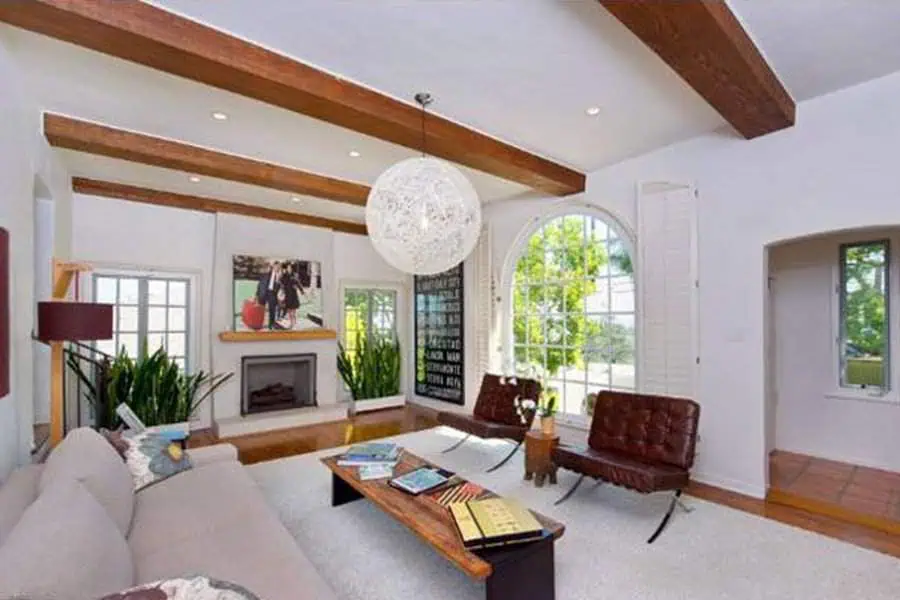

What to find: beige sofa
left=0, top=427, right=338, bottom=600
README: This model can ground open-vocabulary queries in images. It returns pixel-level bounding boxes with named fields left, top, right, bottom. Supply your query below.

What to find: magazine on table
left=389, top=467, right=454, bottom=495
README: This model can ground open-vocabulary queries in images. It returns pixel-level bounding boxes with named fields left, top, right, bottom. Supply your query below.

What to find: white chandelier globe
left=365, top=156, right=482, bottom=275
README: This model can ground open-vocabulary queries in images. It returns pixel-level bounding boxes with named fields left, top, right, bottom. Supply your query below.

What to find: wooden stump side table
left=524, top=431, right=559, bottom=487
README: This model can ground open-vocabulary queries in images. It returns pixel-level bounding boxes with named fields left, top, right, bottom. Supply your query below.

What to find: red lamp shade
left=37, top=301, right=114, bottom=342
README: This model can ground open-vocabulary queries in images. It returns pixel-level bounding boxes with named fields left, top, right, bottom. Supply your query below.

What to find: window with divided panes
left=342, top=288, right=398, bottom=359
left=93, top=274, right=191, bottom=370
left=511, top=213, right=636, bottom=417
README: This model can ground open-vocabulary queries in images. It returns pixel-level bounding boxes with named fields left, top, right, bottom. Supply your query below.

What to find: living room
left=2, top=2, right=900, bottom=599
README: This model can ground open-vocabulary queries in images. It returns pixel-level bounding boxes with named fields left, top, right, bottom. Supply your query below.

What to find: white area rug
left=248, top=427, right=900, bottom=600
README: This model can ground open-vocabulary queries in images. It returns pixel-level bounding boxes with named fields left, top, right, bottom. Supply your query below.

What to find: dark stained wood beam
left=1, top=0, right=585, bottom=196
left=599, top=1, right=795, bottom=138
left=72, top=178, right=368, bottom=236
left=46, top=114, right=370, bottom=206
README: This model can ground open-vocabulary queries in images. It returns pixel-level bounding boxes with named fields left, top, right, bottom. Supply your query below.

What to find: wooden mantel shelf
left=218, top=329, right=337, bottom=342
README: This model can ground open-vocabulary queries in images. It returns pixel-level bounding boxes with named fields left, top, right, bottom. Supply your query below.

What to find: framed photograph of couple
left=232, top=255, right=324, bottom=332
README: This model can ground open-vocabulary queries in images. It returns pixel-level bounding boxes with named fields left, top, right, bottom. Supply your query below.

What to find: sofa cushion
left=135, top=516, right=337, bottom=600
left=130, top=461, right=337, bottom=600
left=0, top=478, right=134, bottom=600
left=0, top=464, right=42, bottom=544
left=121, top=431, right=193, bottom=491
left=438, top=411, right=529, bottom=441
left=128, top=460, right=269, bottom=559
left=40, top=426, right=135, bottom=534
left=101, top=575, right=261, bottom=600
left=553, top=445, right=689, bottom=493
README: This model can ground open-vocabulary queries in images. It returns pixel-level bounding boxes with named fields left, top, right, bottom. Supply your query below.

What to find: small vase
left=540, top=416, right=555, bottom=436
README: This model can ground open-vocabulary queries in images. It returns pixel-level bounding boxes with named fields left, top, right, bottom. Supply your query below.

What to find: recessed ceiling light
left=211, top=111, right=229, bottom=121
left=189, top=176, right=201, bottom=183
left=291, top=196, right=302, bottom=203
left=349, top=150, right=361, bottom=158
left=585, top=106, right=601, bottom=117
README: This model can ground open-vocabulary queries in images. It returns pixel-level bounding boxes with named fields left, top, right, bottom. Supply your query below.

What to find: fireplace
left=241, top=353, right=317, bottom=415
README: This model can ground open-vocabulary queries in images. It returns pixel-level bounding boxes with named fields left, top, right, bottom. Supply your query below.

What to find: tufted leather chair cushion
left=587, top=391, right=700, bottom=470
left=472, top=374, right=541, bottom=428
left=436, top=374, right=541, bottom=440
left=553, top=446, right=689, bottom=493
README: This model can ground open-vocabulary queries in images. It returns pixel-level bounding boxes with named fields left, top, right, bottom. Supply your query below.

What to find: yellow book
left=450, top=497, right=545, bottom=550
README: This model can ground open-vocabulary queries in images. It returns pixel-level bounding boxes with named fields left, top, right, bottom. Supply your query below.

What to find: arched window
left=510, top=212, right=636, bottom=417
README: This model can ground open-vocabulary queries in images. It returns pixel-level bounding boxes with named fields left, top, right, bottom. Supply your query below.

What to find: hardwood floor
left=189, top=405, right=439, bottom=465
left=190, top=407, right=900, bottom=560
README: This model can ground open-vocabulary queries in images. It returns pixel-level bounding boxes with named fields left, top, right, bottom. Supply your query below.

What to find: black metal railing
left=63, top=341, right=114, bottom=433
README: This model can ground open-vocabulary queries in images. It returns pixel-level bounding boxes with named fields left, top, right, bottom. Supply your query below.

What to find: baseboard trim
left=691, top=471, right=766, bottom=499
left=767, top=488, right=900, bottom=536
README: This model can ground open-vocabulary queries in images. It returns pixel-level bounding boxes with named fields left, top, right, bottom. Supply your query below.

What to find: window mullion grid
left=137, top=277, right=149, bottom=360
left=184, top=279, right=191, bottom=372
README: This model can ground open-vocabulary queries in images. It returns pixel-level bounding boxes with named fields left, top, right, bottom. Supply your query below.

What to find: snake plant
left=337, top=332, right=401, bottom=401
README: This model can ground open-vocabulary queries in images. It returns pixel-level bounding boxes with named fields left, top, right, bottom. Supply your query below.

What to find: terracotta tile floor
left=770, top=450, right=900, bottom=521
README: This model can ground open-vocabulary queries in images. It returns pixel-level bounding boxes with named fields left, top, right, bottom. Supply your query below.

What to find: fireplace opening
left=241, top=353, right=317, bottom=415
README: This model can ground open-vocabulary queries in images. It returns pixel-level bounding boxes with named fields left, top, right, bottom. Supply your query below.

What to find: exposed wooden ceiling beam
left=72, top=178, right=368, bottom=236
left=45, top=114, right=370, bottom=206
left=598, top=1, right=795, bottom=139
left=1, top=0, right=585, bottom=196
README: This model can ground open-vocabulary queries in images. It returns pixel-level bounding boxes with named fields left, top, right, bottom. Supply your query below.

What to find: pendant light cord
left=414, top=92, right=432, bottom=158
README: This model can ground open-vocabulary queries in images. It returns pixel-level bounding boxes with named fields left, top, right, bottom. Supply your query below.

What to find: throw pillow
left=120, top=431, right=193, bottom=491
left=100, top=575, right=260, bottom=600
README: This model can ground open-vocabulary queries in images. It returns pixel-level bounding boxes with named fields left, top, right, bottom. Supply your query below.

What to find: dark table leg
left=332, top=473, right=364, bottom=507
left=483, top=535, right=555, bottom=600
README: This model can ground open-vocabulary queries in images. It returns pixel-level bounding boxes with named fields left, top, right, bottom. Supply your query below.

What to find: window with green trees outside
left=343, top=288, right=398, bottom=360
left=511, top=213, right=635, bottom=417
left=839, top=240, right=890, bottom=390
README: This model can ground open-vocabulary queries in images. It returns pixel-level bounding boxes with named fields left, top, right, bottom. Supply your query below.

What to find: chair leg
left=553, top=474, right=586, bottom=505
left=486, top=440, right=522, bottom=472
left=647, top=489, right=683, bottom=544
left=441, top=433, right=471, bottom=454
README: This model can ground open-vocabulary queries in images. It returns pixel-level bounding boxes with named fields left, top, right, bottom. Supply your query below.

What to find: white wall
left=565, top=70, right=900, bottom=497
left=71, top=195, right=405, bottom=425
left=770, top=229, right=900, bottom=472
left=0, top=36, right=73, bottom=478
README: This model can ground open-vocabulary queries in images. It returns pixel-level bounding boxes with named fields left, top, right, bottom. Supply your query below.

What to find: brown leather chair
left=437, top=373, right=542, bottom=471
left=552, top=390, right=700, bottom=543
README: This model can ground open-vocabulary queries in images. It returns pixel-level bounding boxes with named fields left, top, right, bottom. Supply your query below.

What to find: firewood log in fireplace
left=249, top=383, right=295, bottom=406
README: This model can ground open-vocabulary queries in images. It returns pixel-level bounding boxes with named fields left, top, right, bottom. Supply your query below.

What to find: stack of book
left=337, top=443, right=400, bottom=480
left=449, top=497, right=545, bottom=550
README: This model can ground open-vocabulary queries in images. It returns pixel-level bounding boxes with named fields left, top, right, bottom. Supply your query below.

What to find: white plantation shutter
left=473, top=224, right=493, bottom=384
left=638, top=182, right=698, bottom=398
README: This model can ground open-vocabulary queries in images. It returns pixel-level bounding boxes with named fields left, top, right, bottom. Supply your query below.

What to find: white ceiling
left=4, top=1, right=900, bottom=222
left=729, top=0, right=900, bottom=101
left=151, top=0, right=724, bottom=171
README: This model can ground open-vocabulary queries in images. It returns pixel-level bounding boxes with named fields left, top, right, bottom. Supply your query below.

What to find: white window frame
left=88, top=266, right=201, bottom=374
left=828, top=236, right=899, bottom=404
left=499, top=201, right=638, bottom=427
left=338, top=280, right=408, bottom=393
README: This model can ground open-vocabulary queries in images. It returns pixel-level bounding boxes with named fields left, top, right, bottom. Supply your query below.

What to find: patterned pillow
left=100, top=575, right=260, bottom=599
left=120, top=431, right=192, bottom=491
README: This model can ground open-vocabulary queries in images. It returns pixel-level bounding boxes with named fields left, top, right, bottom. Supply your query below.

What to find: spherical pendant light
left=365, top=93, right=482, bottom=275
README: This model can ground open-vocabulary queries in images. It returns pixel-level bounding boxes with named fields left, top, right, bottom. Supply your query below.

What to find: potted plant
left=337, top=332, right=403, bottom=413
left=67, top=345, right=233, bottom=430
left=514, top=386, right=560, bottom=436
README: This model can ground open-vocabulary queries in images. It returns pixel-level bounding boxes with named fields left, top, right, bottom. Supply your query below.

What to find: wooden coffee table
left=321, top=450, right=565, bottom=600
